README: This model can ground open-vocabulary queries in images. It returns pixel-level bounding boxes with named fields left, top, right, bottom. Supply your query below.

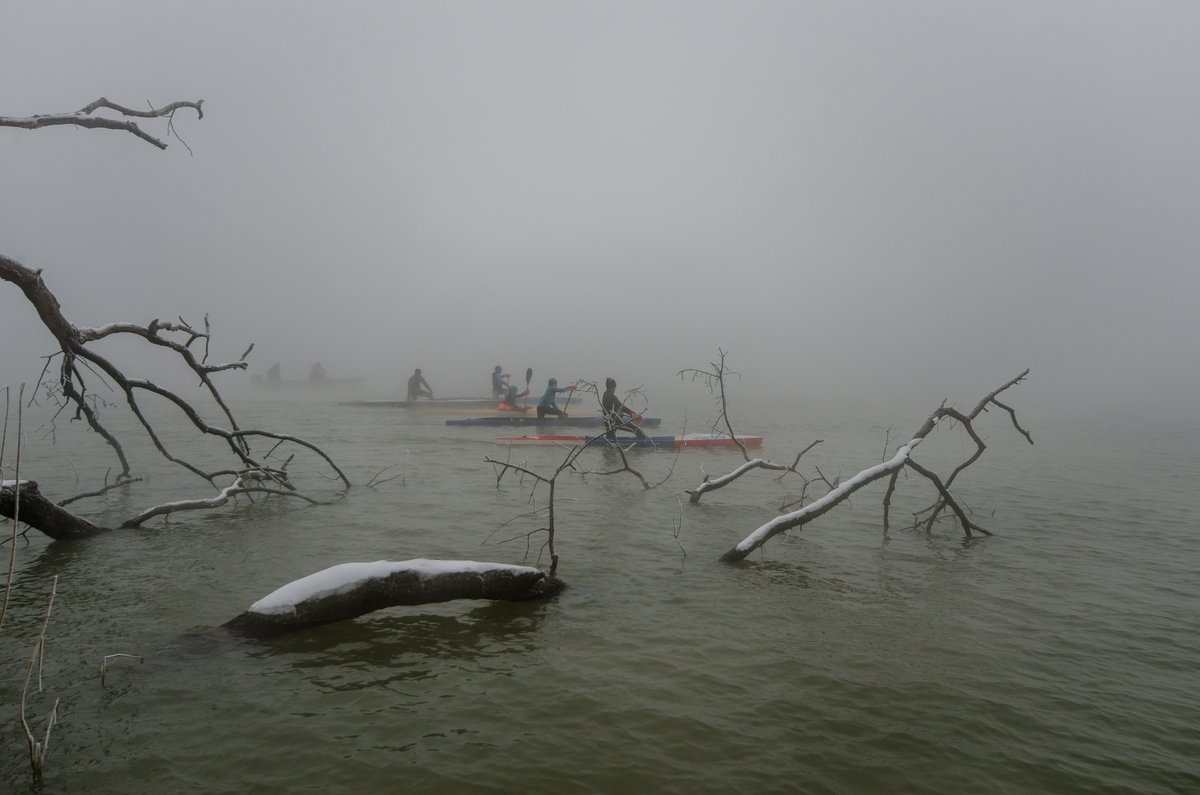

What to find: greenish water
left=2, top=394, right=1197, bottom=793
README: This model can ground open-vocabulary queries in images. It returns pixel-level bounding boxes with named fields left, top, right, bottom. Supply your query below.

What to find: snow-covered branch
left=720, top=370, right=1032, bottom=563
left=680, top=349, right=818, bottom=502
left=120, top=470, right=334, bottom=528
left=721, top=441, right=921, bottom=562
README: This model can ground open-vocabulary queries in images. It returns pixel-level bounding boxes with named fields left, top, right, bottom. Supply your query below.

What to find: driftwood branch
left=721, top=370, right=1031, bottom=563
left=486, top=426, right=665, bottom=575
left=910, top=370, right=1034, bottom=531
left=574, top=442, right=655, bottom=489
left=1, top=254, right=349, bottom=534
left=680, top=349, right=818, bottom=503
left=120, top=469, right=337, bottom=528
left=486, top=440, right=594, bottom=576
left=0, top=97, right=204, bottom=150
left=2, top=481, right=111, bottom=539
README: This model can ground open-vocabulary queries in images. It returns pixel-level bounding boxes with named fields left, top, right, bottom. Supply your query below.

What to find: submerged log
left=223, top=559, right=564, bottom=638
left=1, top=480, right=111, bottom=539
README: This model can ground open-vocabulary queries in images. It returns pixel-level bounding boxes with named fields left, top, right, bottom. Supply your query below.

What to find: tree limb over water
left=0, top=255, right=349, bottom=536
left=1, top=95, right=349, bottom=540
left=720, top=369, right=1033, bottom=563
left=680, top=349, right=821, bottom=503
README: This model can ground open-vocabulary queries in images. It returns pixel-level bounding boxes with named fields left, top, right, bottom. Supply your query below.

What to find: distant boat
left=447, top=415, right=661, bottom=428
left=495, top=433, right=763, bottom=450
left=339, top=397, right=585, bottom=413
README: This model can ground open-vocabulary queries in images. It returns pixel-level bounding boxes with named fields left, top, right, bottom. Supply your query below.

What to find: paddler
left=407, top=368, right=433, bottom=401
left=601, top=377, right=648, bottom=439
left=536, top=378, right=576, bottom=419
left=498, top=383, right=530, bottom=412
left=491, top=366, right=510, bottom=399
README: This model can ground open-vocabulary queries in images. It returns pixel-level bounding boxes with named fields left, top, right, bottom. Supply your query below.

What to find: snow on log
left=223, top=559, right=564, bottom=638
left=1, top=480, right=111, bottom=539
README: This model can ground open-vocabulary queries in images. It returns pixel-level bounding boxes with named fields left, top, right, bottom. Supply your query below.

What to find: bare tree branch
left=680, top=349, right=819, bottom=502
left=909, top=370, right=1033, bottom=531
left=721, top=370, right=1031, bottom=563
left=0, top=98, right=204, bottom=150
left=1, top=254, right=349, bottom=534
left=120, top=469, right=338, bottom=529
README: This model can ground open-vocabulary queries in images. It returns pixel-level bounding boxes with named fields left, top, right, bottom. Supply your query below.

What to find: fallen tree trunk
left=223, top=559, right=564, bottom=638
left=1, top=481, right=111, bottom=539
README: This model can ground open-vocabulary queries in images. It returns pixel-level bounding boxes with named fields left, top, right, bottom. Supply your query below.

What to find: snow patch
left=248, top=559, right=540, bottom=615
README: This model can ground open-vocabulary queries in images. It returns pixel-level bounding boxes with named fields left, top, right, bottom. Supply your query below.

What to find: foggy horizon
left=3, top=2, right=1197, bottom=419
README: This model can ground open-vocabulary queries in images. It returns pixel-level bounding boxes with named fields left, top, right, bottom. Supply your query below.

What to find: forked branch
left=680, top=349, right=820, bottom=503
left=0, top=255, right=349, bottom=535
left=721, top=370, right=1031, bottom=562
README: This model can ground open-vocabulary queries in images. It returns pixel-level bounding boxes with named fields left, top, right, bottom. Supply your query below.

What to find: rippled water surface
left=3, top=393, right=1198, bottom=793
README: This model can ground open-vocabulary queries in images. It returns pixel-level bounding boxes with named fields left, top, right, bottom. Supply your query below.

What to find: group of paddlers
left=406, top=366, right=647, bottom=438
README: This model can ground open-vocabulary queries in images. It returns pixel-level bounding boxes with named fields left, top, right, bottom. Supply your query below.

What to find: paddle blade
left=525, top=367, right=533, bottom=386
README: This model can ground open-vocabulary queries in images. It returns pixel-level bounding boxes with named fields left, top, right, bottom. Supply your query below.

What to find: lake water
left=2, top=389, right=1197, bottom=793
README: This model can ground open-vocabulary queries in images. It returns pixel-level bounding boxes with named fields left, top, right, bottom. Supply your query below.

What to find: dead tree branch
left=1, top=255, right=349, bottom=535
left=120, top=469, right=337, bottom=528
left=2, top=481, right=111, bottom=539
left=679, top=349, right=820, bottom=503
left=909, top=370, right=1035, bottom=532
left=485, top=424, right=664, bottom=575
left=720, top=370, right=1032, bottom=563
left=575, top=442, right=655, bottom=489
left=486, top=440, right=594, bottom=577
left=0, top=97, right=204, bottom=150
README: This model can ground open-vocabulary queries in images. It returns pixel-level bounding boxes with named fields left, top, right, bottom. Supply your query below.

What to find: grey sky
left=2, top=1, right=1197, bottom=416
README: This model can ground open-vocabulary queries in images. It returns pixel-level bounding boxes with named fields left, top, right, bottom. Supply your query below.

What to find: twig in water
left=21, top=575, right=60, bottom=780
left=100, top=653, right=145, bottom=685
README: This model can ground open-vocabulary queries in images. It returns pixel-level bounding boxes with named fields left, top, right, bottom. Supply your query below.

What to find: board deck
left=494, top=433, right=762, bottom=449
left=447, top=416, right=661, bottom=428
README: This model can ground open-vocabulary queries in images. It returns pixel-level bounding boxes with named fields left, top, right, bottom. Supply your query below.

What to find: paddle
left=561, top=379, right=579, bottom=416
left=524, top=367, right=532, bottom=409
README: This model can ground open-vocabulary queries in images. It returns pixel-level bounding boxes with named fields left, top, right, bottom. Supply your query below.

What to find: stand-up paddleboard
left=495, top=433, right=762, bottom=449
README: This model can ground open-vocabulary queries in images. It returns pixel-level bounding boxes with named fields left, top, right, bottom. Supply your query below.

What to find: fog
left=3, top=2, right=1197, bottom=418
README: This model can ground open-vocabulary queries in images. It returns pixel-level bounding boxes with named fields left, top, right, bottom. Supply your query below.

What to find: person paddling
left=600, top=377, right=647, bottom=439
left=407, top=369, right=433, bottom=401
left=491, top=366, right=510, bottom=399
left=498, top=383, right=530, bottom=412
left=536, top=378, right=576, bottom=419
